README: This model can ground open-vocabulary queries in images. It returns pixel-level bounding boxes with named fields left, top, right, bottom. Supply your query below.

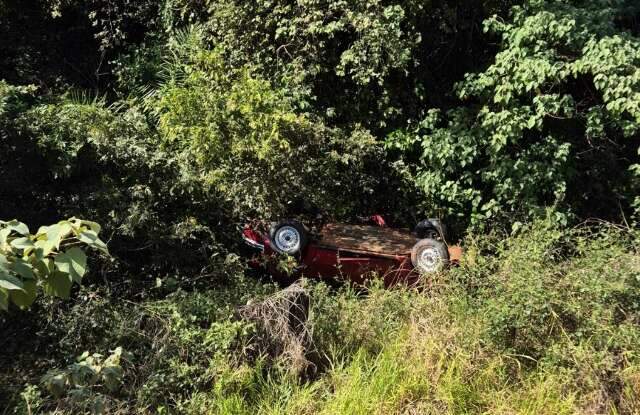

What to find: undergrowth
left=3, top=219, right=640, bottom=414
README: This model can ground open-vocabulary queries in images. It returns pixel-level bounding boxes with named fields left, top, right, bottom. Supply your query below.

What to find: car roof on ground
left=316, top=223, right=417, bottom=256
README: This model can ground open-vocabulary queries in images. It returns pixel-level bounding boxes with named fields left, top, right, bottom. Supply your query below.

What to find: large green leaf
left=77, top=230, right=109, bottom=254
left=11, top=237, right=35, bottom=252
left=41, top=372, right=67, bottom=399
left=34, top=238, right=57, bottom=257
left=69, top=217, right=102, bottom=234
left=0, top=220, right=29, bottom=236
left=0, top=228, right=10, bottom=246
left=35, top=222, right=74, bottom=254
left=34, top=257, right=54, bottom=276
left=0, top=272, right=25, bottom=292
left=0, top=254, right=10, bottom=271
left=12, top=258, right=35, bottom=280
left=55, top=247, right=87, bottom=284
left=43, top=272, right=72, bottom=299
left=47, top=222, right=74, bottom=249
left=102, top=365, right=124, bottom=392
left=10, top=280, right=37, bottom=309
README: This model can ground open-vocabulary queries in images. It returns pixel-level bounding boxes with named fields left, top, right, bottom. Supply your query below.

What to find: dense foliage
left=0, top=218, right=107, bottom=310
left=1, top=0, right=638, bottom=235
left=1, top=0, right=639, bottom=413
left=387, top=0, right=640, bottom=227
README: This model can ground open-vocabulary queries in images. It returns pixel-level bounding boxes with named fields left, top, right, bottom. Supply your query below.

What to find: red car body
left=242, top=217, right=461, bottom=286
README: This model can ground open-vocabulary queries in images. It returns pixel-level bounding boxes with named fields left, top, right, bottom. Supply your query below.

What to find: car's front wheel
left=269, top=220, right=308, bottom=255
left=411, top=238, right=449, bottom=273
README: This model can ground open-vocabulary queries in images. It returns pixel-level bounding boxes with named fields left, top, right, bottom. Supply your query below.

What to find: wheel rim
left=274, top=226, right=301, bottom=253
left=417, top=246, right=442, bottom=273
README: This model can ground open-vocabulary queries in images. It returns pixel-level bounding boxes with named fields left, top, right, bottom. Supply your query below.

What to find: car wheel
left=411, top=238, right=449, bottom=273
left=269, top=220, right=308, bottom=255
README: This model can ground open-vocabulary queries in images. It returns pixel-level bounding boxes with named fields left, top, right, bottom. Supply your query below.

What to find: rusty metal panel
left=448, top=245, right=463, bottom=264
left=317, top=223, right=417, bottom=255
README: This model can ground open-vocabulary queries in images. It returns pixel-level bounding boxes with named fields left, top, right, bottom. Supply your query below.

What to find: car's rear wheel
left=269, top=220, right=308, bottom=255
left=411, top=238, right=449, bottom=273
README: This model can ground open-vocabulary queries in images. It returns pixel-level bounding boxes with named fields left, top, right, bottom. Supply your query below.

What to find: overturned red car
left=242, top=216, right=461, bottom=286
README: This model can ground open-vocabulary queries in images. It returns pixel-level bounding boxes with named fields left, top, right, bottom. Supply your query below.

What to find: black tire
left=269, top=220, right=308, bottom=255
left=411, top=238, right=449, bottom=273
left=415, top=218, right=446, bottom=240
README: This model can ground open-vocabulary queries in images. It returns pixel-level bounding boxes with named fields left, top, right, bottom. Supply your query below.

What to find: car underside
left=242, top=216, right=461, bottom=286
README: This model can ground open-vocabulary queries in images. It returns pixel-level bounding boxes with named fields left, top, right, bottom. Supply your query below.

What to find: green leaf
left=77, top=230, right=109, bottom=255
left=69, top=217, right=102, bottom=234
left=0, top=255, right=10, bottom=271
left=43, top=272, right=72, bottom=299
left=46, top=222, right=74, bottom=249
left=69, top=362, right=99, bottom=387
left=34, top=238, right=57, bottom=257
left=12, top=258, right=35, bottom=280
left=0, top=228, right=10, bottom=246
left=11, top=280, right=37, bottom=309
left=0, top=288, right=8, bottom=311
left=35, top=222, right=73, bottom=255
left=0, top=272, right=25, bottom=292
left=0, top=220, right=29, bottom=236
left=11, top=237, right=35, bottom=252
left=41, top=372, right=68, bottom=398
left=55, top=247, right=87, bottom=284
left=101, top=365, right=124, bottom=392
left=34, top=257, right=54, bottom=276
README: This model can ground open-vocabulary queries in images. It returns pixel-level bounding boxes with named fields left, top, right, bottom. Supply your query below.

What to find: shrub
left=386, top=0, right=640, bottom=228
left=0, top=218, right=107, bottom=311
left=5, top=272, right=277, bottom=413
left=147, top=27, right=388, bottom=219
left=465, top=219, right=640, bottom=365
left=3, top=88, right=232, bottom=280
left=40, top=347, right=130, bottom=414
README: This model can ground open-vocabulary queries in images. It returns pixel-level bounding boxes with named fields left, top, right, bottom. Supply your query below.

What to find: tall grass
left=198, top=220, right=639, bottom=415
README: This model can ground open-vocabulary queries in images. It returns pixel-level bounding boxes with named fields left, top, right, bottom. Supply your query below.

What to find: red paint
left=369, top=214, right=387, bottom=227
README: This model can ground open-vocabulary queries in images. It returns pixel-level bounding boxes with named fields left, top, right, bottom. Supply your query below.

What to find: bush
left=2, top=271, right=277, bottom=413
left=464, top=219, right=640, bottom=365
left=40, top=347, right=130, bottom=414
left=0, top=218, right=107, bottom=311
left=386, top=0, right=640, bottom=229
left=147, top=27, right=389, bottom=219
left=1, top=85, right=234, bottom=281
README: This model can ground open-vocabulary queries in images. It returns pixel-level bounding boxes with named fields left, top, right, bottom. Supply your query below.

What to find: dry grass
left=240, top=281, right=315, bottom=376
